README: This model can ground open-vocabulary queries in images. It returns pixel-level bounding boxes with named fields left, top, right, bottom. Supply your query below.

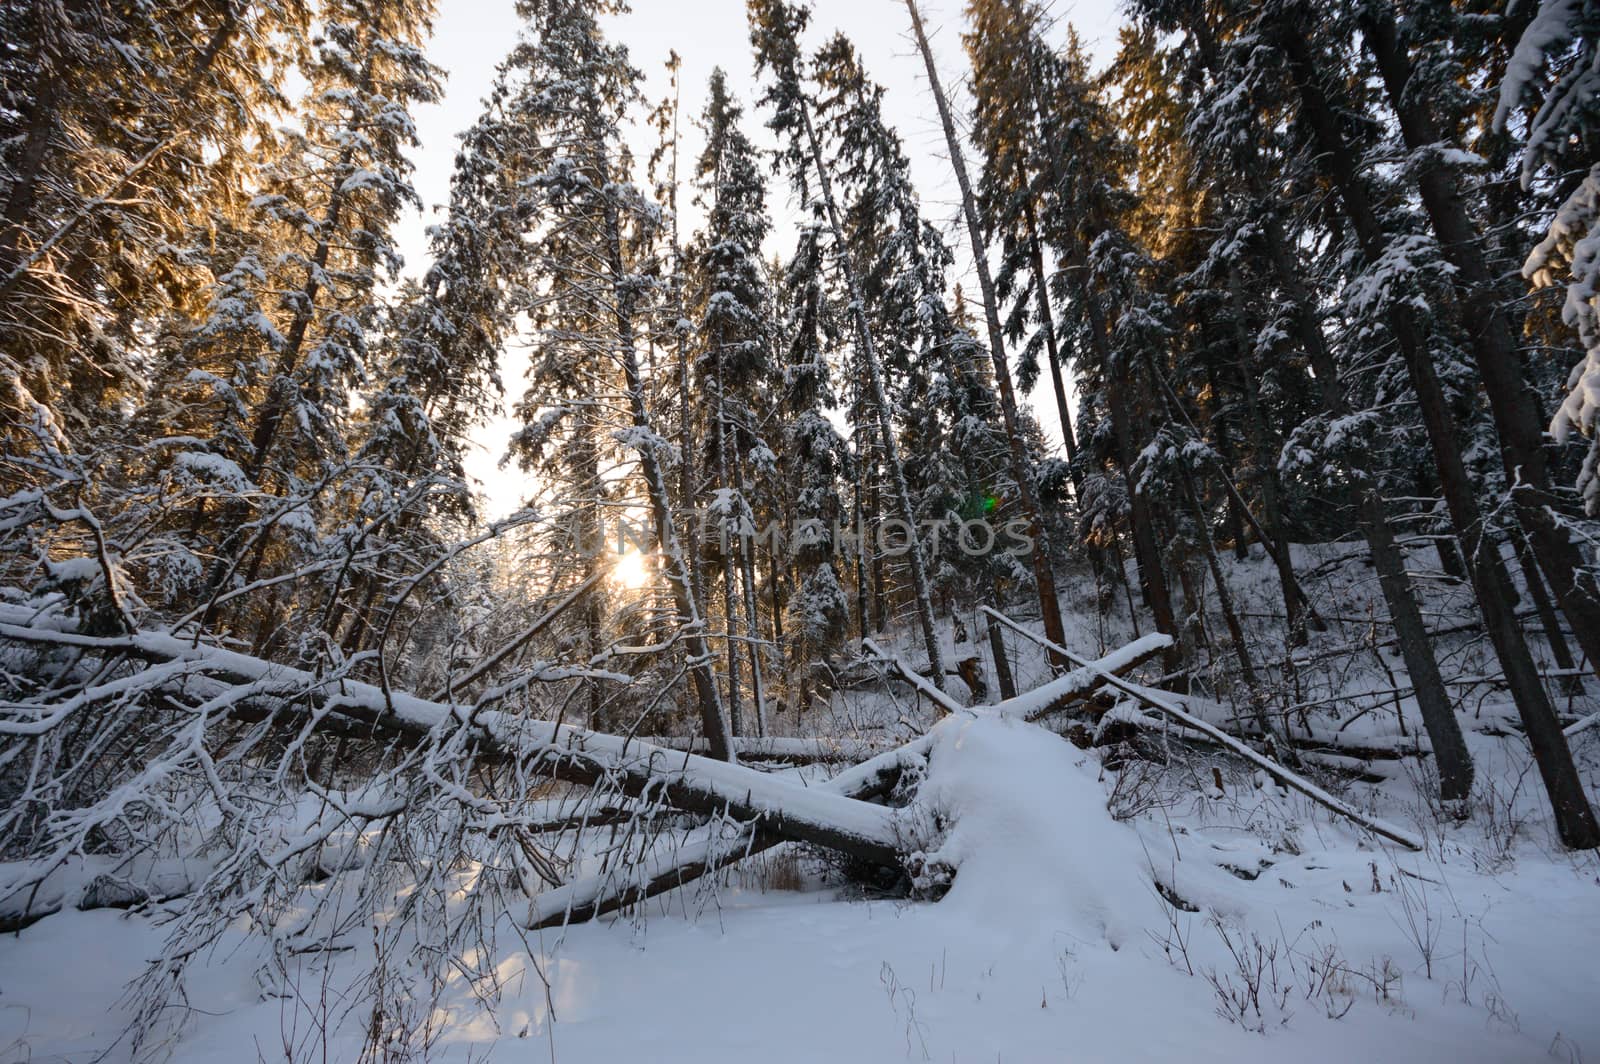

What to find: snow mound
left=910, top=714, right=1158, bottom=950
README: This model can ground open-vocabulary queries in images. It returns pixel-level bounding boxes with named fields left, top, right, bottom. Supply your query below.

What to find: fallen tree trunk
left=524, top=723, right=954, bottom=929
left=994, top=634, right=1174, bottom=723
left=528, top=634, right=1178, bottom=928
left=1566, top=709, right=1600, bottom=741
left=0, top=607, right=1195, bottom=934
left=862, top=638, right=967, bottom=714
left=982, top=607, right=1425, bottom=850
left=1083, top=689, right=1432, bottom=762
left=631, top=735, right=895, bottom=764
left=525, top=823, right=784, bottom=930
left=0, top=608, right=906, bottom=873
left=1088, top=705, right=1394, bottom=784
left=862, top=633, right=1172, bottom=720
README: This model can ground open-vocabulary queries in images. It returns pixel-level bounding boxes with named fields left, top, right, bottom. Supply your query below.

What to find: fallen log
left=1566, top=709, right=1600, bottom=741
left=982, top=607, right=1425, bottom=851
left=525, top=823, right=784, bottom=930
left=0, top=608, right=907, bottom=882
left=861, top=638, right=967, bottom=714
left=0, top=608, right=1208, bottom=935
left=861, top=632, right=1171, bottom=720
left=1084, top=689, right=1432, bottom=762
left=526, top=634, right=1178, bottom=929
left=1087, top=703, right=1397, bottom=784
left=522, top=741, right=931, bottom=929
left=629, top=735, right=895, bottom=764
left=523, top=728, right=946, bottom=929
left=992, top=633, right=1174, bottom=722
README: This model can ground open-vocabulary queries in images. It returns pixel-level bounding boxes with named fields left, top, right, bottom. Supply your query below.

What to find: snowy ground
left=3, top=544, right=1598, bottom=1062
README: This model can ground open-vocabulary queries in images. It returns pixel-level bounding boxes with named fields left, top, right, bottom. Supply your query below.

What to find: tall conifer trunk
left=1358, top=4, right=1600, bottom=682
left=1277, top=16, right=1595, bottom=843
left=905, top=0, right=1068, bottom=665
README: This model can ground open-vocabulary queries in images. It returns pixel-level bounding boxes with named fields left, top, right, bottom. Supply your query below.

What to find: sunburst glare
left=612, top=548, right=651, bottom=590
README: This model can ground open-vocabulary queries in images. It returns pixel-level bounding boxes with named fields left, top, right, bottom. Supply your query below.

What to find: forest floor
left=3, top=543, right=1598, bottom=1063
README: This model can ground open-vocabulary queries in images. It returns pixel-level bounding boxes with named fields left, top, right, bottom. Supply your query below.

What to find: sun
left=612, top=548, right=651, bottom=590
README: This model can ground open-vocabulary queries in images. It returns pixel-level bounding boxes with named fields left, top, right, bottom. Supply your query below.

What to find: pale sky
left=393, top=0, right=1125, bottom=517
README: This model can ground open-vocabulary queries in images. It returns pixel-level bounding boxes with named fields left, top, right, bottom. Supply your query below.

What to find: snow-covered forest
left=2, top=0, right=1600, bottom=1059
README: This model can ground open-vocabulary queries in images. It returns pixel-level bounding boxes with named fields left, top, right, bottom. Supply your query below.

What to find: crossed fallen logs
left=0, top=604, right=1418, bottom=938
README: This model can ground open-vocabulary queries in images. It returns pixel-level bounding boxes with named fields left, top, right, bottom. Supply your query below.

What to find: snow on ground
left=3, top=543, right=1599, bottom=1062
left=3, top=726, right=1594, bottom=1063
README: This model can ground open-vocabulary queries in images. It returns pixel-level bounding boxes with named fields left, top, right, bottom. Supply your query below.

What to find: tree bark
left=986, top=584, right=1018, bottom=701
left=1180, top=467, right=1286, bottom=758
left=1511, top=528, right=1583, bottom=695
left=1107, top=367, right=1182, bottom=675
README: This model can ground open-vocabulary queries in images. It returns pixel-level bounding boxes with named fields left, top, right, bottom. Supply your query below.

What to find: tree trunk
left=985, top=582, right=1018, bottom=701
left=1511, top=527, right=1583, bottom=696
left=600, top=179, right=735, bottom=763
left=1278, top=17, right=1596, bottom=843
left=1360, top=4, right=1600, bottom=682
left=788, top=75, right=947, bottom=688
left=906, top=0, right=1068, bottom=666
left=1180, top=469, right=1286, bottom=759
left=1106, top=367, right=1182, bottom=675
left=735, top=454, right=769, bottom=737
left=1021, top=190, right=1080, bottom=470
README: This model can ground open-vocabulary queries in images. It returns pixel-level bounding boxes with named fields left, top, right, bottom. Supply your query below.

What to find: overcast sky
left=393, top=0, right=1124, bottom=516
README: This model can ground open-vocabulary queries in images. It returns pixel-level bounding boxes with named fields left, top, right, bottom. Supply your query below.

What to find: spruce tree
left=750, top=0, right=950, bottom=690
left=495, top=0, right=735, bottom=758
left=689, top=67, right=776, bottom=735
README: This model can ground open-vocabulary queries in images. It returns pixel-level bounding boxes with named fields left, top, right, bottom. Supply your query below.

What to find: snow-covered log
left=862, top=632, right=1171, bottom=719
left=0, top=607, right=905, bottom=872
left=629, top=735, right=894, bottom=764
left=525, top=634, right=1182, bottom=928
left=861, top=638, right=967, bottom=714
left=525, top=823, right=783, bottom=929
left=1566, top=708, right=1600, bottom=741
left=523, top=739, right=921, bottom=929
left=981, top=608, right=1425, bottom=850
left=524, top=725, right=945, bottom=928
left=986, top=633, right=1175, bottom=722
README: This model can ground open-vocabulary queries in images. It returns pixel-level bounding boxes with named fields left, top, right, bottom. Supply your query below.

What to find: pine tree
left=1348, top=0, right=1600, bottom=681
left=1122, top=0, right=1478, bottom=799
left=0, top=0, right=311, bottom=473
left=965, top=0, right=1084, bottom=477
left=1501, top=3, right=1600, bottom=514
left=144, top=0, right=443, bottom=647
left=977, top=20, right=1184, bottom=675
left=1161, top=0, right=1599, bottom=844
left=778, top=220, right=852, bottom=709
left=812, top=37, right=1017, bottom=641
